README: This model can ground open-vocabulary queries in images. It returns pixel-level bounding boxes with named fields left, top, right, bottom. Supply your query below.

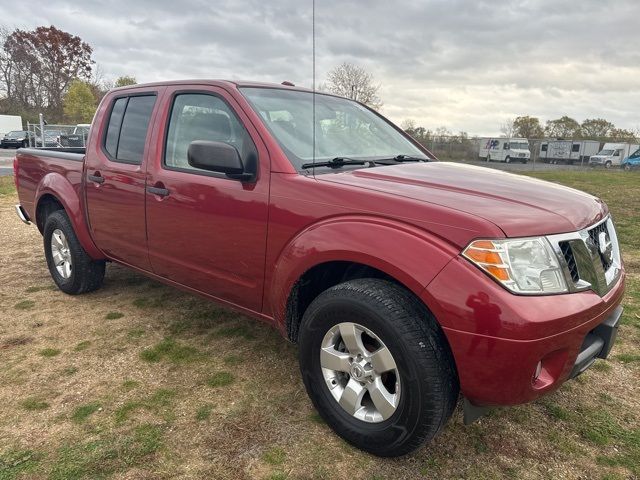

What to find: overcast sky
left=8, top=0, right=640, bottom=135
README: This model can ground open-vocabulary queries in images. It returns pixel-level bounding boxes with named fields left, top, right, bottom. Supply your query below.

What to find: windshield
left=240, top=87, right=427, bottom=171
left=509, top=142, right=529, bottom=150
left=598, top=149, right=614, bottom=156
left=7, top=131, right=25, bottom=137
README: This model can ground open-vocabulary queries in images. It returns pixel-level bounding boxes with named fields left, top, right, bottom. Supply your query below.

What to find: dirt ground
left=0, top=171, right=638, bottom=480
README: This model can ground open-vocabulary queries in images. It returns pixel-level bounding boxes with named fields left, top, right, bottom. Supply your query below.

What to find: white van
left=478, top=137, right=530, bottom=163
left=589, top=143, right=640, bottom=168
left=539, top=140, right=601, bottom=165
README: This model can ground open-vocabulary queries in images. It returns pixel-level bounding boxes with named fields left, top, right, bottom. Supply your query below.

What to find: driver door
left=145, top=86, right=270, bottom=312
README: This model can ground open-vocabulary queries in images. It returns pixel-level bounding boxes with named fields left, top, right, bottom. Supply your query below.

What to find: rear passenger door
left=85, top=91, right=162, bottom=270
left=145, top=86, right=270, bottom=312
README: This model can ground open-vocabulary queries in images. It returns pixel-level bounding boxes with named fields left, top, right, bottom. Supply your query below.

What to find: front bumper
left=1, top=140, right=24, bottom=148
left=422, top=255, right=625, bottom=407
left=569, top=305, right=621, bottom=378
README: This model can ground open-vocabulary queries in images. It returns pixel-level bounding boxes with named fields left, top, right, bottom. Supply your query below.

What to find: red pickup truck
left=14, top=80, right=625, bottom=456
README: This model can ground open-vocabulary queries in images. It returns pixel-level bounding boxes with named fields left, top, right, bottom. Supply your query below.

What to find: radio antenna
left=312, top=0, right=316, bottom=170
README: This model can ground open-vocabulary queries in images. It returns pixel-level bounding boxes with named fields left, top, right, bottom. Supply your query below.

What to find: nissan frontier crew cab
left=14, top=80, right=625, bottom=457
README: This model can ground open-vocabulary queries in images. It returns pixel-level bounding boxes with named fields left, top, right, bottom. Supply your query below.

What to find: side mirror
left=187, top=140, right=255, bottom=181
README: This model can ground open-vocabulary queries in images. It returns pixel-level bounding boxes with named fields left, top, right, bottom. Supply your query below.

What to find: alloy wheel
left=51, top=229, right=72, bottom=279
left=320, top=322, right=401, bottom=423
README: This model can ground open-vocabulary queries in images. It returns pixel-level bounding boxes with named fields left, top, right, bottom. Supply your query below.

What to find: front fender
left=269, top=215, right=460, bottom=329
left=36, top=172, right=104, bottom=259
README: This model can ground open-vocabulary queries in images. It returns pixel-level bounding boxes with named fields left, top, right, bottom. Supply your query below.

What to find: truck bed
left=15, top=147, right=86, bottom=225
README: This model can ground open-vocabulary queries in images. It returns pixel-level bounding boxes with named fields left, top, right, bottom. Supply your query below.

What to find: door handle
left=147, top=186, right=170, bottom=197
left=88, top=173, right=104, bottom=184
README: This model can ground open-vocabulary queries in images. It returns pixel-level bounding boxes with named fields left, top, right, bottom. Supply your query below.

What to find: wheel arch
left=270, top=217, right=459, bottom=344
left=35, top=174, right=104, bottom=259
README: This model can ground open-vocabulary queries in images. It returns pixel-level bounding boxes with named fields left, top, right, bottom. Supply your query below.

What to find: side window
left=572, top=144, right=580, bottom=152
left=541, top=144, right=548, bottom=151
left=164, top=93, right=256, bottom=173
left=503, top=143, right=509, bottom=150
left=613, top=150, right=620, bottom=157
left=104, top=98, right=127, bottom=157
left=103, top=95, right=156, bottom=164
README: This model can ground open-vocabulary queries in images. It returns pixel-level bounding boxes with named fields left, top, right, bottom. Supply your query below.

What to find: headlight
left=463, top=237, right=568, bottom=294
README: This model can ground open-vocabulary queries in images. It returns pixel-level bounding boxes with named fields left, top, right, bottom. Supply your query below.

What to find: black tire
left=298, top=279, right=458, bottom=457
left=605, top=161, right=612, bottom=169
left=44, top=210, right=105, bottom=294
left=504, top=156, right=511, bottom=164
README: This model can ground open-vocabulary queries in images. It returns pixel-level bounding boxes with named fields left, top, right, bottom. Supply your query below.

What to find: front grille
left=559, top=241, right=580, bottom=283
left=547, top=216, right=621, bottom=297
left=588, top=222, right=613, bottom=271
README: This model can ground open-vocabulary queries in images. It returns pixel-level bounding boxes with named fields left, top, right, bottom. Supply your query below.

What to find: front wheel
left=298, top=279, right=458, bottom=457
left=605, top=161, right=612, bottom=169
left=44, top=210, right=105, bottom=294
left=623, top=163, right=631, bottom=171
left=504, top=156, right=511, bottom=163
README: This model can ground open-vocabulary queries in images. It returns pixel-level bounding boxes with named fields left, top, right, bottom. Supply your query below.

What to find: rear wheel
left=623, top=163, right=631, bottom=171
left=44, top=210, right=105, bottom=294
left=298, top=279, right=458, bottom=457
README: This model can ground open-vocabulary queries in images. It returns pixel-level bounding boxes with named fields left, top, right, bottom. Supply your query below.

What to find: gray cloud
left=6, top=0, right=640, bottom=135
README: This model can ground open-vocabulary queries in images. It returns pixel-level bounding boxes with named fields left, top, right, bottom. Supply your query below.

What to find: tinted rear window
left=116, top=96, right=156, bottom=163
left=104, top=95, right=156, bottom=164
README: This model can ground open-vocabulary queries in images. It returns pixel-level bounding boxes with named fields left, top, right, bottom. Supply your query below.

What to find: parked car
left=60, top=124, right=90, bottom=147
left=1, top=130, right=33, bottom=149
left=621, top=147, right=640, bottom=170
left=478, top=137, right=530, bottom=163
left=34, top=130, right=66, bottom=148
left=14, top=80, right=625, bottom=457
left=589, top=142, right=640, bottom=168
left=539, top=139, right=601, bottom=165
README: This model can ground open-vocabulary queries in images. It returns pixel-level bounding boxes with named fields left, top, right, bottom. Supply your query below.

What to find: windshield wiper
left=301, top=157, right=373, bottom=169
left=391, top=154, right=427, bottom=162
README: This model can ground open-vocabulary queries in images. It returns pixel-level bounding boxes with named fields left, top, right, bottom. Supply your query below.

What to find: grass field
left=0, top=170, right=638, bottom=480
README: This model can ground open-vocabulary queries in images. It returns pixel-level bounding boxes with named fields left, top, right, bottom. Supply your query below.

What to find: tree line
left=0, top=25, right=136, bottom=125
left=500, top=115, right=638, bottom=142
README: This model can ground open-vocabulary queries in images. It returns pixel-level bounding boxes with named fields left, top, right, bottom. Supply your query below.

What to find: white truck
left=589, top=142, right=640, bottom=168
left=478, top=137, right=530, bottom=163
left=0, top=114, right=23, bottom=138
left=539, top=140, right=601, bottom=165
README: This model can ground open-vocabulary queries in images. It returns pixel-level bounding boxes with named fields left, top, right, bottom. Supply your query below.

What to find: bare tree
left=324, top=63, right=383, bottom=110
left=500, top=118, right=515, bottom=138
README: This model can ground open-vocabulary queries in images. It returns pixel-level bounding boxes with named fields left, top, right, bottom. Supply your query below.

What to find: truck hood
left=320, top=162, right=607, bottom=237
